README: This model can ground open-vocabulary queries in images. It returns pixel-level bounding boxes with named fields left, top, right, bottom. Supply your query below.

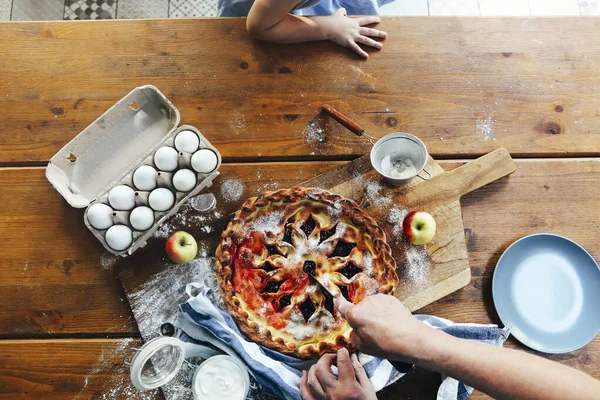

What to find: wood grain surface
left=2, top=159, right=600, bottom=399
left=3, top=18, right=600, bottom=164
left=2, top=16, right=600, bottom=400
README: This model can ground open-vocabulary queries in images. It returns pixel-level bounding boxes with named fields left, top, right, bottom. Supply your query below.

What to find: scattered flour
left=303, top=121, right=326, bottom=148
left=152, top=204, right=225, bottom=240
left=153, top=222, right=172, bottom=240
left=387, top=206, right=408, bottom=240
left=221, top=179, right=245, bottom=202
left=259, top=180, right=280, bottom=193
left=402, top=244, right=432, bottom=287
left=365, top=181, right=392, bottom=209
left=77, top=338, right=160, bottom=400
left=228, top=110, right=247, bottom=131
left=129, top=257, right=224, bottom=339
left=476, top=117, right=496, bottom=142
left=100, top=252, right=120, bottom=270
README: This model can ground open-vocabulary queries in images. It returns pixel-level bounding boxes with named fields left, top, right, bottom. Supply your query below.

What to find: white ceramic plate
left=493, top=233, right=600, bottom=353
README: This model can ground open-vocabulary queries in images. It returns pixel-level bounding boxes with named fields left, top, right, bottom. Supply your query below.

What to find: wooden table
left=1, top=17, right=600, bottom=399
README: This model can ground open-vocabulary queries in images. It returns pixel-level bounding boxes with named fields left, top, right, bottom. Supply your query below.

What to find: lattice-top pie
left=215, top=187, right=398, bottom=359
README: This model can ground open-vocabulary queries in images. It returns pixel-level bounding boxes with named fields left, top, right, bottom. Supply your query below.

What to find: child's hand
left=322, top=8, right=386, bottom=58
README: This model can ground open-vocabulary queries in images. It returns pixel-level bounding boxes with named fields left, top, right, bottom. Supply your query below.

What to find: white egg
left=133, top=165, right=157, bottom=191
left=148, top=188, right=175, bottom=211
left=174, top=130, right=200, bottom=153
left=154, top=146, right=179, bottom=171
left=172, top=169, right=197, bottom=192
left=105, top=225, right=133, bottom=251
left=129, top=206, right=155, bottom=231
left=191, top=149, right=218, bottom=173
left=108, top=185, right=136, bottom=210
left=87, top=203, right=114, bottom=230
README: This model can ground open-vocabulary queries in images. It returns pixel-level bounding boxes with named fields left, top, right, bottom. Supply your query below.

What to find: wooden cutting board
left=300, top=148, right=515, bottom=310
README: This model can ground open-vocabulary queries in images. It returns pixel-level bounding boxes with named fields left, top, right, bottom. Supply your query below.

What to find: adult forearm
left=246, top=14, right=332, bottom=44
left=412, top=329, right=600, bottom=400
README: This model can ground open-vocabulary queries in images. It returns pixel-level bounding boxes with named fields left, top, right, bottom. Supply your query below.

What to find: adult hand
left=321, top=8, right=386, bottom=58
left=335, top=293, right=434, bottom=363
left=300, top=348, right=377, bottom=400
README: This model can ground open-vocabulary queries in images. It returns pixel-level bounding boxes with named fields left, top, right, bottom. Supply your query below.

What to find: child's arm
left=247, top=1, right=386, bottom=58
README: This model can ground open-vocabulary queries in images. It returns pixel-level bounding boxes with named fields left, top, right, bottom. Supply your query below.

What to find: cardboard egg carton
left=46, top=85, right=221, bottom=256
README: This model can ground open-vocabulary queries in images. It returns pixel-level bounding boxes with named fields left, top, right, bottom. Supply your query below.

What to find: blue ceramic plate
left=493, top=233, right=600, bottom=354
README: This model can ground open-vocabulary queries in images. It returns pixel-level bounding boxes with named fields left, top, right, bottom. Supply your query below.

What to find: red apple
left=166, top=231, right=198, bottom=264
left=402, top=211, right=436, bottom=245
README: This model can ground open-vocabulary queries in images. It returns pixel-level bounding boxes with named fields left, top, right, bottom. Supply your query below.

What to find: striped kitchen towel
left=175, top=284, right=509, bottom=400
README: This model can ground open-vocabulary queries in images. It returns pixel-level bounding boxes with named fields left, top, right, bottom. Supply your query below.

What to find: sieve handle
left=322, top=104, right=365, bottom=136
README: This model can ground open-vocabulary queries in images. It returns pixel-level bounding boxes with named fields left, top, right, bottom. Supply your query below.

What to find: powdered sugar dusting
left=363, top=252, right=373, bottom=275
left=221, top=179, right=245, bottom=202
left=250, top=210, right=284, bottom=234
left=362, top=275, right=380, bottom=295
left=287, top=310, right=314, bottom=340
left=327, top=201, right=343, bottom=219
left=334, top=221, right=347, bottom=238
left=366, top=182, right=381, bottom=199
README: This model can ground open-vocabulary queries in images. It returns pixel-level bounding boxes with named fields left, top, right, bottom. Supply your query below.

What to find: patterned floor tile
left=380, top=0, right=429, bottom=15
left=12, top=0, right=65, bottom=21
left=169, top=0, right=218, bottom=17
left=479, top=0, right=530, bottom=15
left=580, top=0, right=600, bottom=14
left=428, top=0, right=480, bottom=15
left=0, top=0, right=11, bottom=20
left=529, top=0, right=580, bottom=15
left=117, top=0, right=168, bottom=18
left=64, top=0, right=118, bottom=20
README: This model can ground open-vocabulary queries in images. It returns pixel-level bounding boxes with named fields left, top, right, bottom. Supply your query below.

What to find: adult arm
left=246, top=0, right=386, bottom=58
left=335, top=294, right=600, bottom=400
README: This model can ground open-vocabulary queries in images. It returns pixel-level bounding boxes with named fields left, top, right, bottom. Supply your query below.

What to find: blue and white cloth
left=218, top=0, right=395, bottom=17
left=175, top=284, right=509, bottom=400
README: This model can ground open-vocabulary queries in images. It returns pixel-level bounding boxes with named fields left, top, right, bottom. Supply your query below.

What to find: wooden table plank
left=0, top=167, right=137, bottom=336
left=0, top=338, right=160, bottom=399
left=3, top=18, right=600, bottom=164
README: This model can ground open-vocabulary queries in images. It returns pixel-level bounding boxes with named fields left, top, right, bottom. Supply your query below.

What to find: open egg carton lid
left=46, top=85, right=181, bottom=208
left=46, top=85, right=221, bottom=256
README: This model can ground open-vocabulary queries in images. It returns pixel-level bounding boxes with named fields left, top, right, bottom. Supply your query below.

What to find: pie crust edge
left=215, top=186, right=399, bottom=359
